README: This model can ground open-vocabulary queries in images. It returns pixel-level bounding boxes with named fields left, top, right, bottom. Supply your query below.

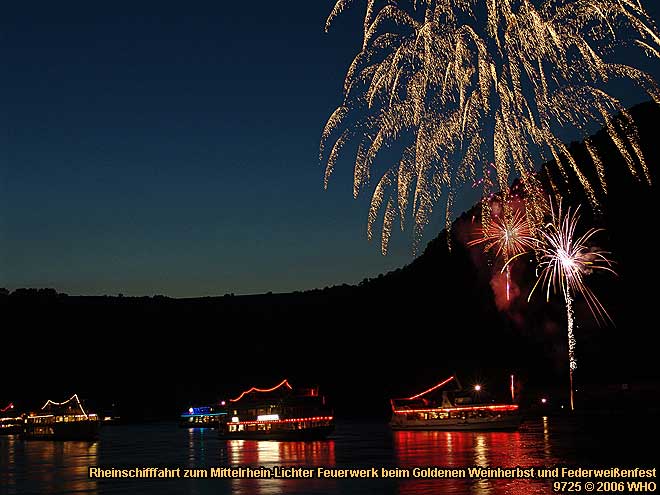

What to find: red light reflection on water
left=227, top=440, right=336, bottom=495
left=394, top=429, right=555, bottom=495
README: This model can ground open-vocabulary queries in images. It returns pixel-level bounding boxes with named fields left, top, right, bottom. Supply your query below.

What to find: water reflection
left=187, top=427, right=208, bottom=466
left=226, top=440, right=336, bottom=495
left=542, top=416, right=552, bottom=458
left=473, top=434, right=491, bottom=495
left=0, top=435, right=98, bottom=495
left=1, top=418, right=634, bottom=495
left=394, top=428, right=557, bottom=495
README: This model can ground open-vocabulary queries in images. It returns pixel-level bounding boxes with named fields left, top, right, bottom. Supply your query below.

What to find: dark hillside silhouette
left=2, top=102, right=659, bottom=420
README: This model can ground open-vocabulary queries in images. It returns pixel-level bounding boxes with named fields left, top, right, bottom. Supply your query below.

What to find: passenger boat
left=179, top=405, right=227, bottom=428
left=0, top=403, right=23, bottom=435
left=22, top=394, right=101, bottom=440
left=390, top=376, right=522, bottom=431
left=218, top=379, right=334, bottom=440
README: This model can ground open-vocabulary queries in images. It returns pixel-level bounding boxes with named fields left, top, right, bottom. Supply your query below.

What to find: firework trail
left=528, top=201, right=615, bottom=410
left=322, top=0, right=660, bottom=253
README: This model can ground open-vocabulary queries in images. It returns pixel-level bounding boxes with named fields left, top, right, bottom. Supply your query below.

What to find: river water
left=1, top=417, right=656, bottom=495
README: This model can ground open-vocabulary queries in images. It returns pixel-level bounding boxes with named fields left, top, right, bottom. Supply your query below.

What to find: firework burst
left=529, top=201, right=615, bottom=410
left=322, top=0, right=660, bottom=253
left=468, top=207, right=535, bottom=261
left=468, top=206, right=536, bottom=300
left=530, top=202, right=615, bottom=323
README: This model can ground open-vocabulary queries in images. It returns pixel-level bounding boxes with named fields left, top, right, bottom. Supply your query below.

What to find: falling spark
left=322, top=0, right=660, bottom=253
left=528, top=201, right=616, bottom=410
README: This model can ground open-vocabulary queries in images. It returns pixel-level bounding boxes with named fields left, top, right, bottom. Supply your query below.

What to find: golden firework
left=322, top=0, right=660, bottom=253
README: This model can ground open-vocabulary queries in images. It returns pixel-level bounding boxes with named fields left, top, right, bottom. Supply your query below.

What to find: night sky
left=3, top=1, right=660, bottom=297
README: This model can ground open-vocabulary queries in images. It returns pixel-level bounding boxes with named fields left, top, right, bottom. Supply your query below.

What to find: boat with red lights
left=219, top=379, right=334, bottom=440
left=0, top=403, right=23, bottom=435
left=22, top=394, right=101, bottom=440
left=390, top=376, right=522, bottom=431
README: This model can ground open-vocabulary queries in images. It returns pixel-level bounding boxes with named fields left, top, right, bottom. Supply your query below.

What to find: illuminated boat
left=219, top=379, right=334, bottom=440
left=0, top=403, right=23, bottom=435
left=22, top=394, right=101, bottom=440
left=390, top=376, right=522, bottom=431
left=179, top=405, right=227, bottom=428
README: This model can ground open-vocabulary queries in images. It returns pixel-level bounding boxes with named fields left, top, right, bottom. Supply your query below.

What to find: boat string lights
left=402, top=376, right=455, bottom=400
left=41, top=394, right=89, bottom=418
left=229, top=379, right=293, bottom=403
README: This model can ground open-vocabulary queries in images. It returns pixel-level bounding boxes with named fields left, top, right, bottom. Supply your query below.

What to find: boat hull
left=220, top=424, right=334, bottom=441
left=0, top=423, right=23, bottom=435
left=179, top=419, right=219, bottom=428
left=22, top=421, right=101, bottom=440
left=391, top=414, right=522, bottom=431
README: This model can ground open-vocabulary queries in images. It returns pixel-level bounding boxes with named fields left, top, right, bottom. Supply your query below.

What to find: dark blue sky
left=2, top=1, right=659, bottom=296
